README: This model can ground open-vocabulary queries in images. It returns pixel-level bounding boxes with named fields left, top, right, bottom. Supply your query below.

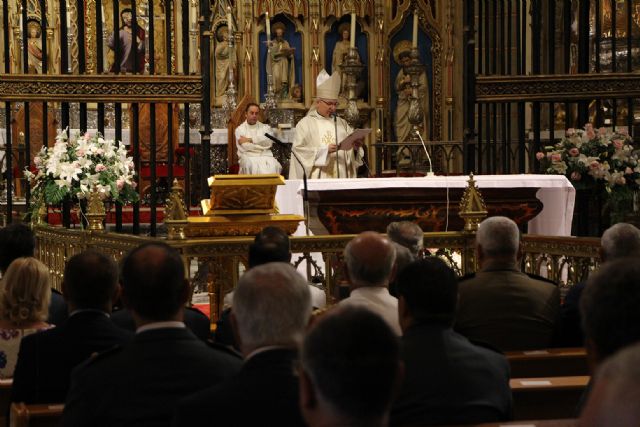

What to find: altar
left=275, top=175, right=575, bottom=237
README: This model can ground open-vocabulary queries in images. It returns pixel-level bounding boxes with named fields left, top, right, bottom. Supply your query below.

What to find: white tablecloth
left=276, top=175, right=575, bottom=236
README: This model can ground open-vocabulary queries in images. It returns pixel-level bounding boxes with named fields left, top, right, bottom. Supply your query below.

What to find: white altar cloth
left=276, top=175, right=575, bottom=237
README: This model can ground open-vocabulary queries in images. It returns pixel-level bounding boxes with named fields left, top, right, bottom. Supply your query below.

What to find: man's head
left=396, top=257, right=458, bottom=331
left=299, top=306, right=402, bottom=426
left=581, top=259, right=640, bottom=367
left=344, top=231, right=397, bottom=289
left=314, top=70, right=340, bottom=117
left=580, top=342, right=640, bottom=427
left=316, top=98, right=338, bottom=118
left=232, top=262, right=311, bottom=355
left=248, top=226, right=291, bottom=268
left=475, top=216, right=521, bottom=269
left=62, top=250, right=119, bottom=313
left=600, top=223, right=640, bottom=262
left=120, top=242, right=189, bottom=324
left=120, top=9, right=132, bottom=27
left=245, top=103, right=260, bottom=125
left=0, top=223, right=36, bottom=273
left=386, top=221, right=424, bottom=257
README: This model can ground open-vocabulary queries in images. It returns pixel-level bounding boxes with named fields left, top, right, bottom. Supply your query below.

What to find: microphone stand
left=265, top=133, right=310, bottom=236
left=334, top=113, right=340, bottom=178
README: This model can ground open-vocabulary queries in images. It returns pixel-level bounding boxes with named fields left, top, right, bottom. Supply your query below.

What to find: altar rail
left=33, top=225, right=601, bottom=322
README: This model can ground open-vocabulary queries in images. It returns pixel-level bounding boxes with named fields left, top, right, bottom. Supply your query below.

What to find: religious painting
left=390, top=12, right=432, bottom=142
left=324, top=16, right=369, bottom=102
left=259, top=15, right=303, bottom=104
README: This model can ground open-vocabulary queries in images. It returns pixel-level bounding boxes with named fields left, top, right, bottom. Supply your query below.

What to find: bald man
left=339, top=231, right=400, bottom=334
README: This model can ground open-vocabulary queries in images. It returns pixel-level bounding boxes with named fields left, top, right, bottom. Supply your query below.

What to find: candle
left=266, top=11, right=271, bottom=40
left=350, top=13, right=356, bottom=49
left=227, top=6, right=233, bottom=32
left=412, top=13, right=418, bottom=48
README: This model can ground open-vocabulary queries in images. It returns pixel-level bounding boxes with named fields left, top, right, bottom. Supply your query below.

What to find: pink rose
left=84, top=134, right=91, bottom=141
left=566, top=128, right=576, bottom=136
left=551, top=153, right=562, bottom=162
left=626, top=167, right=633, bottom=174
left=116, top=179, right=124, bottom=190
left=33, top=156, right=41, bottom=165
left=569, top=148, right=580, bottom=157
left=536, top=152, right=545, bottom=160
left=590, top=160, right=600, bottom=169
left=586, top=130, right=596, bottom=140
left=616, top=176, right=626, bottom=185
left=599, top=127, right=607, bottom=136
left=570, top=171, right=582, bottom=181
left=95, top=164, right=107, bottom=172
left=585, top=123, right=594, bottom=132
left=613, top=139, right=624, bottom=149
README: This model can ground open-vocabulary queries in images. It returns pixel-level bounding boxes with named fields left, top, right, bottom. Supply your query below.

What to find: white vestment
left=234, top=121, right=282, bottom=175
left=289, top=110, right=364, bottom=179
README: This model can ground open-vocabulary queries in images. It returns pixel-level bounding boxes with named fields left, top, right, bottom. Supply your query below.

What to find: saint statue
left=26, top=19, right=43, bottom=74
left=332, top=23, right=351, bottom=96
left=394, top=41, right=429, bottom=144
left=267, top=22, right=296, bottom=100
left=107, top=8, right=146, bottom=73
left=214, top=25, right=236, bottom=103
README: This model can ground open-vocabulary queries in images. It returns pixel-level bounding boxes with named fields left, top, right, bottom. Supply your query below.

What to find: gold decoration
left=476, top=73, right=640, bottom=102
left=203, top=174, right=285, bottom=215
left=85, top=189, right=106, bottom=231
left=458, top=173, right=488, bottom=234
left=165, top=179, right=188, bottom=240
left=0, top=74, right=203, bottom=102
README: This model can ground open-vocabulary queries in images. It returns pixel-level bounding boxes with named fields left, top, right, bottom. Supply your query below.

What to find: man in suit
left=0, top=223, right=67, bottom=325
left=62, top=242, right=242, bottom=427
left=12, top=250, right=131, bottom=404
left=560, top=222, right=640, bottom=346
left=299, top=306, right=403, bottom=427
left=339, top=231, right=401, bottom=335
left=174, top=262, right=311, bottom=426
left=455, top=216, right=560, bottom=351
left=111, top=305, right=212, bottom=341
left=390, top=258, right=512, bottom=426
left=580, top=342, right=640, bottom=426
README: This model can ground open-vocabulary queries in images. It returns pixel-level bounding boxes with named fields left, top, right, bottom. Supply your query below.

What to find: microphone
left=264, top=133, right=286, bottom=146
left=415, top=130, right=435, bottom=177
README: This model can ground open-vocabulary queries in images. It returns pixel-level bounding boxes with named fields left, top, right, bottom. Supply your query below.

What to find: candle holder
left=223, top=31, right=238, bottom=114
left=340, top=47, right=364, bottom=128
left=404, top=47, right=425, bottom=143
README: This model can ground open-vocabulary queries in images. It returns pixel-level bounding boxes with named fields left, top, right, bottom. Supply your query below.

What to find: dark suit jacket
left=62, top=327, right=242, bottom=427
left=111, top=306, right=212, bottom=341
left=455, top=269, right=560, bottom=351
left=12, top=310, right=132, bottom=404
left=559, top=281, right=586, bottom=346
left=173, top=348, right=305, bottom=427
left=390, top=324, right=512, bottom=426
left=47, top=289, right=68, bottom=326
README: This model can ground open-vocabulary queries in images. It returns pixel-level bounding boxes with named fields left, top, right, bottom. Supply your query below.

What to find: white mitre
left=315, top=69, right=341, bottom=100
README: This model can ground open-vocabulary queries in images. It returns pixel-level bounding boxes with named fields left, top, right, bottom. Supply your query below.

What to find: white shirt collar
left=136, top=321, right=186, bottom=334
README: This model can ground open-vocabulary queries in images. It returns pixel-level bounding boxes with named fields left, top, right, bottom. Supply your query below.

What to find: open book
left=338, top=128, right=372, bottom=150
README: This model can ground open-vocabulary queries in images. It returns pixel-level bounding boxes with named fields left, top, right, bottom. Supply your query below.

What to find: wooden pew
left=510, top=376, right=589, bottom=420
left=506, top=348, right=588, bottom=378
left=9, top=403, right=63, bottom=427
left=0, top=379, right=13, bottom=427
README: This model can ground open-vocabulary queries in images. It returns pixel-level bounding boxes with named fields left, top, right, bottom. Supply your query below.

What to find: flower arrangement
left=537, top=123, right=640, bottom=223
left=24, top=129, right=139, bottom=215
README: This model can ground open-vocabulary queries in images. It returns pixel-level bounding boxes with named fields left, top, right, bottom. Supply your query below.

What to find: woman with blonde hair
left=0, top=257, right=52, bottom=378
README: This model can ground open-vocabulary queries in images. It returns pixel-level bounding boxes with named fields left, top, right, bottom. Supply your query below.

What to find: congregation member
left=560, top=222, right=640, bottom=346
left=455, top=216, right=560, bottom=351
left=390, top=258, right=512, bottom=426
left=289, top=69, right=364, bottom=179
left=299, top=306, right=402, bottom=427
left=0, top=257, right=53, bottom=379
left=0, top=223, right=67, bottom=325
left=234, top=102, right=282, bottom=175
left=12, top=251, right=131, bottom=403
left=579, top=342, right=640, bottom=427
left=580, top=259, right=640, bottom=373
left=62, top=242, right=241, bottom=427
left=386, top=221, right=425, bottom=258
left=174, top=263, right=311, bottom=426
left=340, top=231, right=401, bottom=335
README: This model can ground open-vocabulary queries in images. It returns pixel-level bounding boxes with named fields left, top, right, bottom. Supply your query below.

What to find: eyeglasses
left=319, top=99, right=338, bottom=107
